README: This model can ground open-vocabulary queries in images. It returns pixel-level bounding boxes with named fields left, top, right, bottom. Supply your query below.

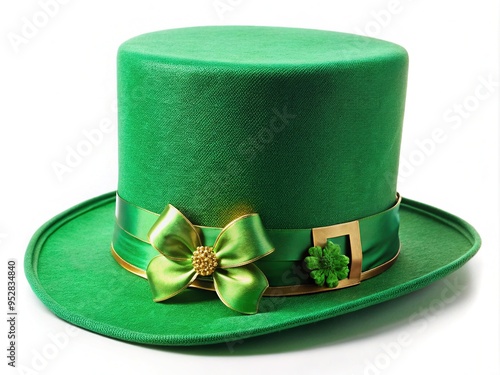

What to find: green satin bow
left=146, top=204, right=275, bottom=314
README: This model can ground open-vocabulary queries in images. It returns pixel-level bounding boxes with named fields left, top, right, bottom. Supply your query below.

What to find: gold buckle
left=311, top=220, right=362, bottom=287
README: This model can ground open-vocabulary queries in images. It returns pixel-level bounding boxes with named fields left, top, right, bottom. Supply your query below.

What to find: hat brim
left=25, top=192, right=480, bottom=346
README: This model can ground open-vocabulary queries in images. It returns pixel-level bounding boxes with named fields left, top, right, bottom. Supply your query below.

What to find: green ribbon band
left=112, top=195, right=400, bottom=295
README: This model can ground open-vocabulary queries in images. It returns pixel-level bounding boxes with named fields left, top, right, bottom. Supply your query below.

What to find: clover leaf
left=304, top=240, right=350, bottom=288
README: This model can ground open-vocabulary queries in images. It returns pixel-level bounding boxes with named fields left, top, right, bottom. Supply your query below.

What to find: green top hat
left=25, top=26, right=480, bottom=345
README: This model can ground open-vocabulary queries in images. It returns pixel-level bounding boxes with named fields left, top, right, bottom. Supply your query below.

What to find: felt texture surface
left=116, top=26, right=408, bottom=228
left=24, top=192, right=480, bottom=345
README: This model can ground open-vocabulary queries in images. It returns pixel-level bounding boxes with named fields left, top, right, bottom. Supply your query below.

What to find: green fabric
left=146, top=204, right=273, bottom=314
left=24, top=192, right=480, bottom=345
left=117, top=26, right=408, bottom=228
left=113, top=193, right=401, bottom=285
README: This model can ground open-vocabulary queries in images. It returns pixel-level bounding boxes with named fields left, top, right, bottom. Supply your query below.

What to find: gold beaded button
left=192, top=246, right=218, bottom=276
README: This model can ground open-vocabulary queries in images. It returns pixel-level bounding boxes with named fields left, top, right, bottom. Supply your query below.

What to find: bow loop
left=148, top=204, right=201, bottom=260
left=214, top=214, right=275, bottom=268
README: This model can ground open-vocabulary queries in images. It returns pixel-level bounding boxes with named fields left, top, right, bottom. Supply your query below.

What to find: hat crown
left=117, top=26, right=408, bottom=228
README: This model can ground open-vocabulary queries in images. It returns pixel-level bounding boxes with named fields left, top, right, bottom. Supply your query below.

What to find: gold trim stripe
left=111, top=244, right=400, bottom=297
left=111, top=244, right=147, bottom=278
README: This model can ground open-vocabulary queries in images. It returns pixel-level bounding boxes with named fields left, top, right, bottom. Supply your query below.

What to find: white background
left=1, top=1, right=498, bottom=374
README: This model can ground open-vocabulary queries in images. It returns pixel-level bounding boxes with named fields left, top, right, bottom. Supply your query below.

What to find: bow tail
left=213, top=264, right=269, bottom=314
left=146, top=256, right=197, bottom=302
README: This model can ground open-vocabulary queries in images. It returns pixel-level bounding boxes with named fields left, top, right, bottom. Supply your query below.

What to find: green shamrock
left=304, top=240, right=350, bottom=288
